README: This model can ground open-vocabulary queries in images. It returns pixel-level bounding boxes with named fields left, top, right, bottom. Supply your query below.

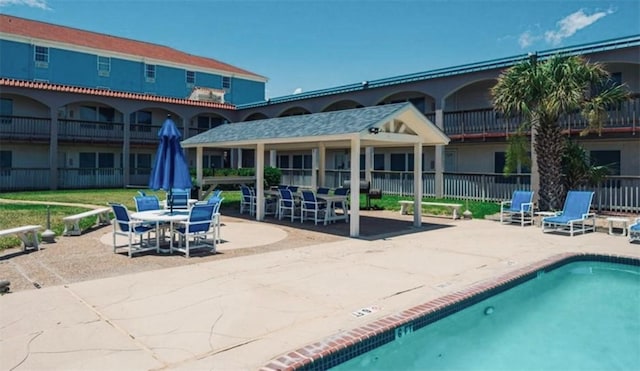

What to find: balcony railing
left=58, top=119, right=125, bottom=142
left=0, top=115, right=51, bottom=141
left=58, top=168, right=124, bottom=189
left=442, top=95, right=639, bottom=139
left=0, top=168, right=50, bottom=191
left=2, top=95, right=638, bottom=144
left=130, top=123, right=163, bottom=144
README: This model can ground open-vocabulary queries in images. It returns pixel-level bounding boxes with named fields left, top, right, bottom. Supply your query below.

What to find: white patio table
left=131, top=209, right=190, bottom=253
left=317, top=195, right=349, bottom=225
left=159, top=198, right=199, bottom=210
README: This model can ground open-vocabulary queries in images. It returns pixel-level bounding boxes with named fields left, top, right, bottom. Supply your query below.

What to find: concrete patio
left=1, top=211, right=638, bottom=370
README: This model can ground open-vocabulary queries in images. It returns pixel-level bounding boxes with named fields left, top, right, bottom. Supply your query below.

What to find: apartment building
left=1, top=15, right=638, bottom=211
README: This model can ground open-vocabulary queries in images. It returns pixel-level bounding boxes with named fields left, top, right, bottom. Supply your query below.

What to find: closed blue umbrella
left=149, top=115, right=192, bottom=213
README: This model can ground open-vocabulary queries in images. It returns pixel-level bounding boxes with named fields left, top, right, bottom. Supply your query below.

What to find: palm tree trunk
left=535, top=119, right=565, bottom=210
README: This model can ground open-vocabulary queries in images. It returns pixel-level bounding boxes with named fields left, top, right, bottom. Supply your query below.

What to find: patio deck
left=1, top=209, right=637, bottom=370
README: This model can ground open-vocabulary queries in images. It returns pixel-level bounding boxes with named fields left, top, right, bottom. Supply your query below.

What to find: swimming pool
left=262, top=254, right=640, bottom=370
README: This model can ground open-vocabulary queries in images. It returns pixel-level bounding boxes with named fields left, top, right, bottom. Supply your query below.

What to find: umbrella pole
left=169, top=189, right=174, bottom=214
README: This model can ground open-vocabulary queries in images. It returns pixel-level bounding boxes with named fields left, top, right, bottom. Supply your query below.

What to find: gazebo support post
left=413, top=142, right=423, bottom=227
left=318, top=143, right=326, bottom=187
left=349, top=136, right=361, bottom=237
left=256, top=143, right=265, bottom=221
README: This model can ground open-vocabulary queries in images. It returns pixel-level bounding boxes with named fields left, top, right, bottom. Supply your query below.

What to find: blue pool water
left=331, top=261, right=640, bottom=370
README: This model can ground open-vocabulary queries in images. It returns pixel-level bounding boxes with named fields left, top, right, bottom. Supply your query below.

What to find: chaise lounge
left=542, top=190, right=596, bottom=236
left=500, top=190, right=534, bottom=227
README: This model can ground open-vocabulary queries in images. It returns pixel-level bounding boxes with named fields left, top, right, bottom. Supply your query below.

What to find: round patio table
left=131, top=209, right=190, bottom=253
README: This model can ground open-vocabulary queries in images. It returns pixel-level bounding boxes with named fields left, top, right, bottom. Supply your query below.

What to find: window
left=98, top=153, right=114, bottom=168
left=145, top=64, right=156, bottom=82
left=130, top=110, right=152, bottom=132
left=222, top=76, right=231, bottom=89
left=278, top=155, right=290, bottom=168
left=97, top=56, right=110, bottom=76
left=79, top=152, right=96, bottom=175
left=591, top=150, right=620, bottom=176
left=34, top=45, right=49, bottom=66
left=374, top=154, right=385, bottom=170
left=79, top=105, right=115, bottom=122
left=610, top=72, right=622, bottom=87
left=197, top=116, right=226, bottom=131
left=242, top=149, right=255, bottom=168
left=359, top=154, right=386, bottom=170
left=494, top=152, right=531, bottom=184
left=202, top=154, right=222, bottom=171
left=0, top=150, right=11, bottom=176
left=292, top=155, right=312, bottom=169
left=1, top=98, right=13, bottom=125
left=390, top=153, right=414, bottom=171
left=129, top=153, right=151, bottom=175
left=186, top=70, right=195, bottom=84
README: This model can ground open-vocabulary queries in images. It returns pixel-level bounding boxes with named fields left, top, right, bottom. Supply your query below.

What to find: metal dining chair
left=109, top=203, right=159, bottom=258
left=173, top=204, right=216, bottom=258
left=277, top=188, right=297, bottom=222
left=300, top=190, right=327, bottom=225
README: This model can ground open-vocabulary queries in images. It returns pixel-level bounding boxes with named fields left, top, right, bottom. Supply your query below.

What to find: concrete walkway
left=1, top=215, right=638, bottom=370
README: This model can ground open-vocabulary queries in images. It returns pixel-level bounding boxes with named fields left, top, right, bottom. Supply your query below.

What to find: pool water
left=331, top=261, right=640, bottom=370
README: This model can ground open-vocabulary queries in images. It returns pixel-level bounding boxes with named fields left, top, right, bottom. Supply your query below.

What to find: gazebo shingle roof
left=182, top=103, right=411, bottom=145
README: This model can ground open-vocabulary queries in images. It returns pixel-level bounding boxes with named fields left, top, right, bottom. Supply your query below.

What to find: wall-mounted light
left=368, top=127, right=380, bottom=134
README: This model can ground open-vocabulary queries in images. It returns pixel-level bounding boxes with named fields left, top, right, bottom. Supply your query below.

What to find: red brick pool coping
left=260, top=252, right=639, bottom=371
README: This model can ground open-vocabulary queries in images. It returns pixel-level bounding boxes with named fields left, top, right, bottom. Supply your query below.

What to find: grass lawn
left=0, top=188, right=500, bottom=249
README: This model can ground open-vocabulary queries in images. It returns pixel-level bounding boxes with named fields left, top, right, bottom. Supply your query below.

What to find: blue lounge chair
left=542, top=191, right=596, bottom=236
left=629, top=217, right=640, bottom=243
left=500, top=190, right=534, bottom=227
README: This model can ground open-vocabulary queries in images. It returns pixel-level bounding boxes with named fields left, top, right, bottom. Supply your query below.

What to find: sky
left=1, top=0, right=639, bottom=99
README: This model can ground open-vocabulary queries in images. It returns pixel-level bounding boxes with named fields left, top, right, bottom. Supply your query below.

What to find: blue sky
left=1, top=0, right=639, bottom=99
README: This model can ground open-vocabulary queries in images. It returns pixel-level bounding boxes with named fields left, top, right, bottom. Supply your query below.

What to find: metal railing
left=58, top=119, right=125, bottom=142
left=58, top=168, right=124, bottom=189
left=0, top=168, right=50, bottom=191
left=1, top=96, right=637, bottom=143
left=0, top=115, right=51, bottom=141
left=443, top=95, right=639, bottom=138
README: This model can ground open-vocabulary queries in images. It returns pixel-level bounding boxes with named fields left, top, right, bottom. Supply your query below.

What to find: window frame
left=145, top=64, right=156, bottom=82
left=222, top=76, right=231, bottom=90
left=97, top=56, right=111, bottom=76
left=186, top=70, right=195, bottom=85
left=34, top=45, right=49, bottom=63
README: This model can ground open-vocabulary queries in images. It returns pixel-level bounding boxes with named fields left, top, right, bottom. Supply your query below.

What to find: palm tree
left=562, top=140, right=610, bottom=191
left=492, top=54, right=629, bottom=210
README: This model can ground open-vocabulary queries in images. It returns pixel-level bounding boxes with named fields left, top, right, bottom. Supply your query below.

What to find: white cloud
left=0, top=0, right=50, bottom=9
left=293, top=87, right=303, bottom=95
left=545, top=9, right=612, bottom=45
left=517, top=8, right=613, bottom=49
left=518, top=31, right=537, bottom=48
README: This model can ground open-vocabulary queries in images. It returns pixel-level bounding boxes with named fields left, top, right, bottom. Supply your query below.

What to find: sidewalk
left=1, top=213, right=638, bottom=370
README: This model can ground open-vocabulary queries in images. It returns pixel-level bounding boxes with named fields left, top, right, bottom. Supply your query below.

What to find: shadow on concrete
left=223, top=208, right=454, bottom=241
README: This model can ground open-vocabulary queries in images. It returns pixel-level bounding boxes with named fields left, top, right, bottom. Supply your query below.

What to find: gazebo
left=181, top=102, right=450, bottom=237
